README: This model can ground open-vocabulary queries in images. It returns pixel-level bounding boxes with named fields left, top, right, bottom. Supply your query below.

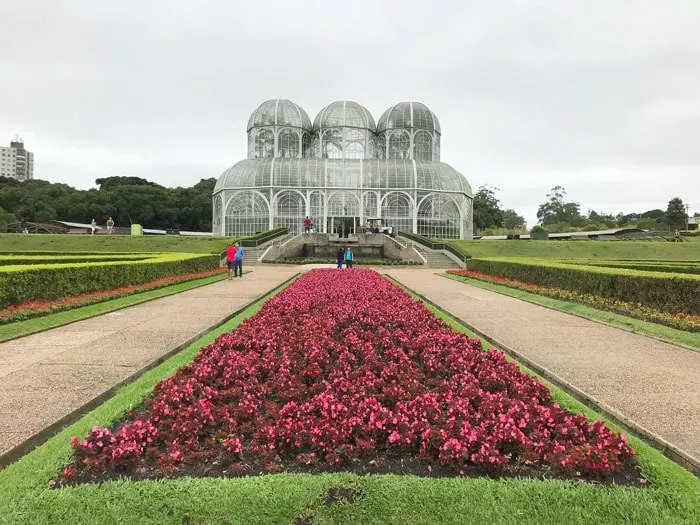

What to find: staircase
left=413, top=246, right=461, bottom=269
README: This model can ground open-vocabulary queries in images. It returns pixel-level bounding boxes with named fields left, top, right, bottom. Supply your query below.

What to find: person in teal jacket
left=344, top=247, right=353, bottom=269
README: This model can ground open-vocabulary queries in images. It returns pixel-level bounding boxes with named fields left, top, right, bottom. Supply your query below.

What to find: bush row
left=0, top=255, right=152, bottom=266
left=465, top=257, right=700, bottom=314
left=578, top=261, right=700, bottom=275
left=0, top=253, right=219, bottom=307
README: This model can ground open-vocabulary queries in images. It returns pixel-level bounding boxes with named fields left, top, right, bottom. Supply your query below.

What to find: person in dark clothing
left=336, top=248, right=344, bottom=269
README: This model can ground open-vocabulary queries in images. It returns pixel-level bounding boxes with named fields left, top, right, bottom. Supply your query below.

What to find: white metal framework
left=214, top=99, right=473, bottom=238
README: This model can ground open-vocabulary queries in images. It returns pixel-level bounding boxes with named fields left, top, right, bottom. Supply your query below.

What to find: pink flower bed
left=0, top=268, right=226, bottom=325
left=64, top=269, right=634, bottom=483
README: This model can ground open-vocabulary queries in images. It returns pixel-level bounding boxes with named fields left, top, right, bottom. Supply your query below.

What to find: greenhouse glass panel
left=254, top=129, right=274, bottom=158
left=309, top=191, right=324, bottom=230
left=213, top=194, right=223, bottom=235
left=274, top=191, right=305, bottom=234
left=389, top=130, right=410, bottom=159
left=362, top=191, right=378, bottom=219
left=224, top=191, right=269, bottom=236
left=278, top=129, right=300, bottom=158
left=328, top=191, right=360, bottom=216
left=345, top=142, right=364, bottom=159
left=381, top=192, right=413, bottom=233
left=302, top=133, right=312, bottom=157
left=376, top=134, right=386, bottom=159
left=417, top=193, right=461, bottom=239
left=413, top=131, right=433, bottom=161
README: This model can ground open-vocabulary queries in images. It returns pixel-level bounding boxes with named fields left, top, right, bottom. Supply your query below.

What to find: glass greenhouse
left=213, top=99, right=473, bottom=239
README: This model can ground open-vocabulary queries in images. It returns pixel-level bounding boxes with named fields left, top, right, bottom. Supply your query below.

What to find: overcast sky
left=1, top=0, right=698, bottom=226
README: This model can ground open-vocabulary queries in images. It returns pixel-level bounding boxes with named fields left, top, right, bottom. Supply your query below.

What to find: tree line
left=0, top=176, right=215, bottom=232
left=473, top=184, right=693, bottom=234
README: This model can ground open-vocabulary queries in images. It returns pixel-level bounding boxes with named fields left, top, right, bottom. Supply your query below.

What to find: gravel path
left=387, top=268, right=700, bottom=466
left=0, top=267, right=298, bottom=461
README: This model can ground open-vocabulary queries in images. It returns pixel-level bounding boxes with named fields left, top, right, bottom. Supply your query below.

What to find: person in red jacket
left=225, top=243, right=236, bottom=280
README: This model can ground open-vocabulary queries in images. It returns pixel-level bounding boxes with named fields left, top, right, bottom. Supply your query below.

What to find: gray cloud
left=1, top=0, right=698, bottom=226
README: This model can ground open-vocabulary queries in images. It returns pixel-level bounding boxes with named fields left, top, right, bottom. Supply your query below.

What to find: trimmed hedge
left=577, top=261, right=700, bottom=275
left=0, top=255, right=153, bottom=266
left=0, top=253, right=218, bottom=307
left=465, top=257, right=700, bottom=314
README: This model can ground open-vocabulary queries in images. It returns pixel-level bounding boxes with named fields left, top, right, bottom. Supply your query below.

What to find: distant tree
left=473, top=185, right=504, bottom=232
left=641, top=208, right=665, bottom=219
left=636, top=217, right=661, bottom=231
left=664, top=197, right=687, bottom=230
left=0, top=206, right=16, bottom=231
left=536, top=186, right=584, bottom=228
left=503, top=209, right=526, bottom=230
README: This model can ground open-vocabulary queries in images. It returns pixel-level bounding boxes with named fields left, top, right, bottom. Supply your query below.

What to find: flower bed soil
left=0, top=268, right=226, bottom=324
left=58, top=269, right=640, bottom=486
left=447, top=269, right=700, bottom=332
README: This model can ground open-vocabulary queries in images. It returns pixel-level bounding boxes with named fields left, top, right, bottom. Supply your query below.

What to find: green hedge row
left=466, top=257, right=700, bottom=314
left=0, top=255, right=152, bottom=266
left=0, top=253, right=219, bottom=307
left=578, top=261, right=700, bottom=275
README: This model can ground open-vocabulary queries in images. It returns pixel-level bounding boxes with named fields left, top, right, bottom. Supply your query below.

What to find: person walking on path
left=225, top=242, right=236, bottom=280
left=106, top=217, right=115, bottom=234
left=233, top=242, right=244, bottom=277
left=90, top=219, right=97, bottom=235
left=336, top=248, right=345, bottom=269
left=344, top=247, right=353, bottom=269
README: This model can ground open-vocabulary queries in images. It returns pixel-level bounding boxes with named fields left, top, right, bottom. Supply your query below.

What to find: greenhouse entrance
left=328, top=217, right=358, bottom=238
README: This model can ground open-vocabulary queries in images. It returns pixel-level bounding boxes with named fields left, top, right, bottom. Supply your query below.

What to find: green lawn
left=447, top=239, right=700, bottom=260
left=0, top=272, right=228, bottom=342
left=0, top=233, right=239, bottom=254
left=0, top=275, right=698, bottom=524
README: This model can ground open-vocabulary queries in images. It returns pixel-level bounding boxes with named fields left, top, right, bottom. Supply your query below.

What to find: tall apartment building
left=0, top=138, right=34, bottom=181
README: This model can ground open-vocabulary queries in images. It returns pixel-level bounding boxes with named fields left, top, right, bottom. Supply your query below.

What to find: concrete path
left=387, top=269, right=700, bottom=466
left=0, top=266, right=298, bottom=460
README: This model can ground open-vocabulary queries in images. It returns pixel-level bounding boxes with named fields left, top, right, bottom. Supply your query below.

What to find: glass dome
left=313, top=101, right=376, bottom=131
left=247, top=99, right=312, bottom=132
left=377, top=102, right=441, bottom=134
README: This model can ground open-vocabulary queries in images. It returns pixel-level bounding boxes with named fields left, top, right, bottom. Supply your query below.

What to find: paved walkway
left=387, top=269, right=700, bottom=466
left=0, top=266, right=298, bottom=460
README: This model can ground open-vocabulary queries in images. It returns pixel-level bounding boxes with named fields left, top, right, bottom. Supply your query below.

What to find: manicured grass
left=447, top=239, right=700, bottom=260
left=0, top=233, right=240, bottom=254
left=442, top=273, right=700, bottom=349
left=0, top=272, right=228, bottom=342
left=1, top=275, right=698, bottom=524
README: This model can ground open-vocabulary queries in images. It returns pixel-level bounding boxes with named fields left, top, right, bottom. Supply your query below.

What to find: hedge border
left=466, top=257, right=700, bottom=313
left=0, top=253, right=219, bottom=307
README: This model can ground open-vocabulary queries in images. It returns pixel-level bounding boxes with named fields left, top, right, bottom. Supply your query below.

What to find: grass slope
left=447, top=239, right=700, bottom=261
left=0, top=277, right=698, bottom=523
left=0, top=233, right=239, bottom=254
left=0, top=272, right=228, bottom=342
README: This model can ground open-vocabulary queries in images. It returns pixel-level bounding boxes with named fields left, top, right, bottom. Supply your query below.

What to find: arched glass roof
left=247, top=99, right=312, bottom=131
left=313, top=101, right=376, bottom=131
left=377, top=102, right=441, bottom=134
left=214, top=159, right=471, bottom=196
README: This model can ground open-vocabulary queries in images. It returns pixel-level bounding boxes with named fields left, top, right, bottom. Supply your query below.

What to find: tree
left=536, top=186, right=584, bottom=228
left=664, top=197, right=687, bottom=230
left=503, top=209, right=526, bottom=230
left=0, top=206, right=16, bottom=232
left=472, top=185, right=504, bottom=232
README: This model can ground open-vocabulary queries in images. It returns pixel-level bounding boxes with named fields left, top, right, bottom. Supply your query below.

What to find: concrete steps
left=422, top=251, right=459, bottom=269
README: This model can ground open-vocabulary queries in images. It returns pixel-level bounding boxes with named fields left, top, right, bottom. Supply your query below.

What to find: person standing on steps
left=336, top=247, right=345, bottom=269
left=225, top=242, right=236, bottom=279
left=344, top=247, right=353, bottom=269
left=233, top=242, right=244, bottom=277
left=304, top=216, right=312, bottom=233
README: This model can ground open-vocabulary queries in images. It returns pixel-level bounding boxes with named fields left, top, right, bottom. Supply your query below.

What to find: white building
left=0, top=138, right=34, bottom=181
